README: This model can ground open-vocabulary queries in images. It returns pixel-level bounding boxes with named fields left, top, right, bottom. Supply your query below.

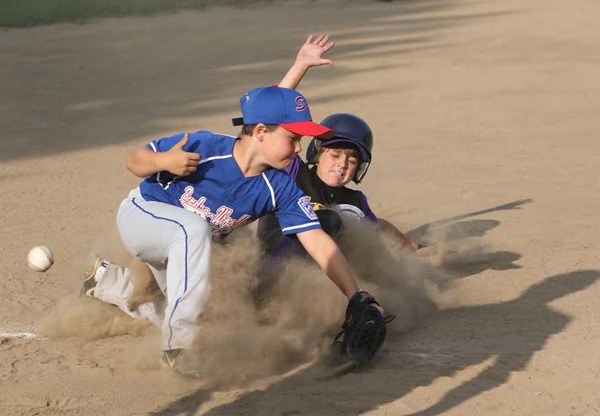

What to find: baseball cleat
left=161, top=349, right=203, bottom=379
left=81, top=254, right=109, bottom=297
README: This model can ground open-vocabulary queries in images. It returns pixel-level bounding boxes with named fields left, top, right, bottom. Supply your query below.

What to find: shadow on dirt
left=407, top=199, right=533, bottom=241
left=1, top=0, right=515, bottom=162
left=149, top=269, right=599, bottom=415
left=407, top=199, right=532, bottom=279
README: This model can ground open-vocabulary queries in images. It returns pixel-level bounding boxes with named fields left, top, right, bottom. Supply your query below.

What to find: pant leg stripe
left=131, top=197, right=188, bottom=350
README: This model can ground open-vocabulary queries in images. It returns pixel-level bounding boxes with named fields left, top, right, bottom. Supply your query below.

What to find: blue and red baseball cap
left=232, top=86, right=332, bottom=138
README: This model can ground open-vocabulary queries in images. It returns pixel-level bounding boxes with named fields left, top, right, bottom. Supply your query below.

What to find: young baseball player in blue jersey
left=258, top=35, right=423, bottom=256
left=81, top=82, right=388, bottom=378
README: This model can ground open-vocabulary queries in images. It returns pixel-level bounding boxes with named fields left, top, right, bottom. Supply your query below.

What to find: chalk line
left=0, top=324, right=44, bottom=340
left=0, top=331, right=40, bottom=339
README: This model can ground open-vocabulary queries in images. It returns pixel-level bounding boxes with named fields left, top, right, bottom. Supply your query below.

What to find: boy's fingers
left=323, top=40, right=335, bottom=52
left=187, top=152, right=201, bottom=161
left=318, top=34, right=330, bottom=46
left=314, top=34, right=325, bottom=45
left=305, top=34, right=314, bottom=45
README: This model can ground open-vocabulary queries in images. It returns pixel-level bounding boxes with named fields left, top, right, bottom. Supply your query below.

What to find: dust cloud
left=336, top=216, right=457, bottom=333
left=187, top=220, right=460, bottom=387
left=36, top=219, right=465, bottom=387
left=35, top=293, right=151, bottom=339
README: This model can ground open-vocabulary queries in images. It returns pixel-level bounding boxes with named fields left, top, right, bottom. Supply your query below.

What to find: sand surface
left=1, top=0, right=600, bottom=414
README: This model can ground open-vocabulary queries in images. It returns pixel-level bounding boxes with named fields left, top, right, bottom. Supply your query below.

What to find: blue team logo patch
left=297, top=196, right=318, bottom=220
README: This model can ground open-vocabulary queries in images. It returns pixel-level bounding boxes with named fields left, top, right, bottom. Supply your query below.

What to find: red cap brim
left=280, top=121, right=333, bottom=138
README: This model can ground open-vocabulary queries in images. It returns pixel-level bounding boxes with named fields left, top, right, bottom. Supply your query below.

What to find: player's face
left=263, top=126, right=303, bottom=169
left=316, top=147, right=359, bottom=187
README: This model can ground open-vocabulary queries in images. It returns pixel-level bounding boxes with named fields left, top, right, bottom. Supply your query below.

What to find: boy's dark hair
left=241, top=124, right=278, bottom=136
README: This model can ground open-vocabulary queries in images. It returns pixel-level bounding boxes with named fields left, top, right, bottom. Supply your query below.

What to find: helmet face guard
left=354, top=159, right=371, bottom=184
left=305, top=113, right=373, bottom=184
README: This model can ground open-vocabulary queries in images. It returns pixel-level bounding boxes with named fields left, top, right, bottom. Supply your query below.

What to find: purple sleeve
left=284, top=155, right=302, bottom=179
left=361, top=193, right=378, bottom=222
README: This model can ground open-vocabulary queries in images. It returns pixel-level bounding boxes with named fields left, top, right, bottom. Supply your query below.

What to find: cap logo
left=295, top=96, right=307, bottom=112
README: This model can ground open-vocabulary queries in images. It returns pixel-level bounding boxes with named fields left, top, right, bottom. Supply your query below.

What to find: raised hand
left=279, top=34, right=336, bottom=90
left=295, top=34, right=336, bottom=68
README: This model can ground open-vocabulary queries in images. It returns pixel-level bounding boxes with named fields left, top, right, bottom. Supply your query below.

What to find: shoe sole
left=161, top=351, right=202, bottom=379
left=81, top=254, right=104, bottom=297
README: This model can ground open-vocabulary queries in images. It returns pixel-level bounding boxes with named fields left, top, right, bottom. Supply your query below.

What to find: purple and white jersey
left=139, top=131, right=321, bottom=235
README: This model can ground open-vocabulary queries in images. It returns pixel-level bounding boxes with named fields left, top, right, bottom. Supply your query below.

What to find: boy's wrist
left=292, top=60, right=312, bottom=72
left=154, top=152, right=167, bottom=173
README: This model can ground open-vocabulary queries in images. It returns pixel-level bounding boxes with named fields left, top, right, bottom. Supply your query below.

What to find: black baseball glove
left=333, top=291, right=394, bottom=366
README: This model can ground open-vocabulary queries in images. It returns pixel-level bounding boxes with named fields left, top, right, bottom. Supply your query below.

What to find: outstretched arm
left=378, top=218, right=420, bottom=252
left=126, top=133, right=201, bottom=178
left=279, top=34, right=336, bottom=90
left=297, top=228, right=359, bottom=298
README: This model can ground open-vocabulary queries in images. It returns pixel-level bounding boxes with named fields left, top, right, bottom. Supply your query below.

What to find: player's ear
left=254, top=123, right=269, bottom=141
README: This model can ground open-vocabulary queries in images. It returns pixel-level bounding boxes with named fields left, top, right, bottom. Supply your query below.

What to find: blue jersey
left=139, top=131, right=321, bottom=235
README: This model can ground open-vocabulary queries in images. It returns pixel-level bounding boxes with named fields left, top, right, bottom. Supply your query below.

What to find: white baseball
left=27, top=246, right=54, bottom=272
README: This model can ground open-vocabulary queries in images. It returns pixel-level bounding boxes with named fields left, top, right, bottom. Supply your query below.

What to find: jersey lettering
left=179, top=186, right=251, bottom=233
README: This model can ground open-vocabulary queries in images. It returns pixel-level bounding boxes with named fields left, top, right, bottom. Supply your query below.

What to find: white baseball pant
left=92, top=187, right=212, bottom=351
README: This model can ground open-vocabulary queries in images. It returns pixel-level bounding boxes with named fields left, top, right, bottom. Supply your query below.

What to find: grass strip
left=0, top=0, right=275, bottom=28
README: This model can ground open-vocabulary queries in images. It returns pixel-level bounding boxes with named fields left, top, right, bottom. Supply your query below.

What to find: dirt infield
left=1, top=0, right=600, bottom=414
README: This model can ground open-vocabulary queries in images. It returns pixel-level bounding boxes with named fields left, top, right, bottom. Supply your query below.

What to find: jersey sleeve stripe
left=149, top=141, right=158, bottom=152
left=261, top=173, right=277, bottom=210
left=281, top=221, right=320, bottom=233
left=199, top=154, right=232, bottom=165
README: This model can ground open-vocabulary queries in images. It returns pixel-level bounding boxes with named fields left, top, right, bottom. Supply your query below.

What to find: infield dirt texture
left=1, top=0, right=600, bottom=415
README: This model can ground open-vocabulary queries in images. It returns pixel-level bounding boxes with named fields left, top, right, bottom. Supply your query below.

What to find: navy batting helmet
left=306, top=113, right=373, bottom=184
